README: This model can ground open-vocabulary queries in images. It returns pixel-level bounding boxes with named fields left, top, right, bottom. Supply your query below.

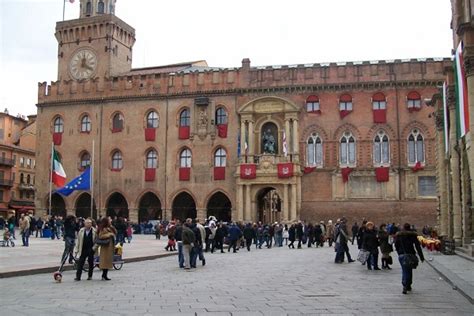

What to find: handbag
left=357, top=249, right=370, bottom=264
left=399, top=237, right=419, bottom=269
left=95, top=236, right=111, bottom=246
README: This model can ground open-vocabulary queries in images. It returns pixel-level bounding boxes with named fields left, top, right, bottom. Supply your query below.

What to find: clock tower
left=55, top=0, right=135, bottom=81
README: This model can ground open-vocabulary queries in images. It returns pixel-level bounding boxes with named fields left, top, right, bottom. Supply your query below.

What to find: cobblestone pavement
left=1, top=243, right=472, bottom=316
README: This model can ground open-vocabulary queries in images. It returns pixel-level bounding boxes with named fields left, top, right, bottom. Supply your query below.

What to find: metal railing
left=0, top=157, right=14, bottom=166
left=0, top=179, right=14, bottom=186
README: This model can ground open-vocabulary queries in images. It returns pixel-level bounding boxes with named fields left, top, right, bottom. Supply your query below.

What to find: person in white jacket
left=74, top=219, right=97, bottom=281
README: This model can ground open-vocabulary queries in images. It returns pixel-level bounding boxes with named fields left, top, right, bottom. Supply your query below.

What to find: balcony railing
left=19, top=183, right=35, bottom=191
left=0, top=157, right=14, bottom=166
left=0, top=179, right=14, bottom=187
left=239, top=154, right=299, bottom=166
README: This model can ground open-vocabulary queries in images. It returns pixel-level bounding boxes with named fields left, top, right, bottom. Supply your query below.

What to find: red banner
left=277, top=163, right=293, bottom=178
left=240, top=164, right=256, bottom=179
left=178, top=126, right=190, bottom=139
left=214, top=166, right=226, bottom=180
left=408, top=107, right=421, bottom=113
left=412, top=161, right=424, bottom=172
left=145, top=168, right=156, bottom=181
left=373, top=109, right=387, bottom=123
left=340, top=110, right=351, bottom=119
left=304, top=166, right=316, bottom=174
left=145, top=128, right=156, bottom=141
left=375, top=167, right=389, bottom=182
left=217, top=124, right=228, bottom=138
left=179, top=167, right=190, bottom=181
left=341, top=167, right=353, bottom=183
left=53, top=132, right=62, bottom=146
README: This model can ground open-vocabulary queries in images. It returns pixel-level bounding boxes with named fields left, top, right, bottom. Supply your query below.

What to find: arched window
left=306, top=133, right=323, bottom=167
left=112, top=112, right=124, bottom=132
left=53, top=117, right=64, bottom=133
left=146, top=111, right=159, bottom=128
left=407, top=91, right=421, bottom=110
left=86, top=1, right=92, bottom=15
left=306, top=95, right=320, bottom=113
left=372, top=92, right=386, bottom=109
left=26, top=174, right=31, bottom=184
left=214, top=148, right=227, bottom=167
left=81, top=115, right=91, bottom=132
left=111, top=150, right=123, bottom=170
left=408, top=129, right=424, bottom=164
left=215, top=107, right=227, bottom=125
left=180, top=149, right=192, bottom=167
left=374, top=130, right=390, bottom=164
left=98, top=0, right=105, bottom=14
left=80, top=152, right=91, bottom=170
left=179, top=109, right=190, bottom=127
left=146, top=149, right=158, bottom=168
left=20, top=173, right=24, bottom=184
left=339, top=94, right=353, bottom=111
left=340, top=131, right=356, bottom=165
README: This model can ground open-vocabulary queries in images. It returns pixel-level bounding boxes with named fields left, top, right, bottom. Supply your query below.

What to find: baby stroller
left=1, top=235, right=15, bottom=247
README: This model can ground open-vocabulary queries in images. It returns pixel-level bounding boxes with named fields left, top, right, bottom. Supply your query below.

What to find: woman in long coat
left=98, top=217, right=117, bottom=281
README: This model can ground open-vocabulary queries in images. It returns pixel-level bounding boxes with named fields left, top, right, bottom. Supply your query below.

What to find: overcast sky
left=0, top=0, right=453, bottom=117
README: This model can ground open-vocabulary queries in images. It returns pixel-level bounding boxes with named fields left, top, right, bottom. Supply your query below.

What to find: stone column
left=436, top=126, right=449, bottom=236
left=449, top=105, right=462, bottom=244
left=248, top=120, right=254, bottom=160
left=240, top=120, right=246, bottom=162
left=290, top=184, right=297, bottom=221
left=196, top=208, right=206, bottom=221
left=285, top=119, right=290, bottom=158
left=245, top=185, right=251, bottom=222
left=292, top=119, right=299, bottom=162
left=237, top=184, right=243, bottom=222
left=283, top=184, right=289, bottom=222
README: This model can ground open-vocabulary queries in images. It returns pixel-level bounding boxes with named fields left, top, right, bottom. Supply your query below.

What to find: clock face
left=69, top=49, right=97, bottom=80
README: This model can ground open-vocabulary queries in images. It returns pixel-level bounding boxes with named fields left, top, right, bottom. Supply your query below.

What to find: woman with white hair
left=326, top=220, right=334, bottom=247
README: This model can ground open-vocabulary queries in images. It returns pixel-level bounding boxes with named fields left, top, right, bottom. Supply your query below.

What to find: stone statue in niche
left=196, top=107, right=208, bottom=140
left=198, top=108, right=208, bottom=128
left=262, top=129, right=276, bottom=154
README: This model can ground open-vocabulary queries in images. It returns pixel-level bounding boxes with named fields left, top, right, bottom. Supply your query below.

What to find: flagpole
left=48, top=142, right=54, bottom=216
left=62, top=0, right=66, bottom=21
left=90, top=139, right=95, bottom=219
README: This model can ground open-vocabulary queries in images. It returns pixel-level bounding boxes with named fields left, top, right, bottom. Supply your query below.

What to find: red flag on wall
left=145, top=128, right=156, bottom=141
left=217, top=124, right=228, bottom=138
left=178, top=126, right=190, bottom=139
left=375, top=167, right=389, bottom=182
left=340, top=110, right=352, bottom=119
left=277, top=163, right=293, bottom=178
left=53, top=132, right=62, bottom=146
left=304, top=166, right=316, bottom=174
left=214, top=167, right=226, bottom=180
left=145, top=168, right=156, bottom=181
left=373, top=109, right=387, bottom=123
left=179, top=167, right=190, bottom=181
left=240, top=164, right=256, bottom=179
left=341, top=167, right=353, bottom=183
left=412, top=161, right=424, bottom=172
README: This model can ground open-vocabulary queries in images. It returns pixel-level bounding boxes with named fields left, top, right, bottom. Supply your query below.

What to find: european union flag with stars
left=56, top=167, right=91, bottom=196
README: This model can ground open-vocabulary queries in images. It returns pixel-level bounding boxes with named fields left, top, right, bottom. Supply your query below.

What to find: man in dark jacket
left=351, top=222, right=359, bottom=245
left=243, top=223, right=255, bottom=251
left=362, top=222, right=380, bottom=270
left=395, top=223, right=425, bottom=294
left=174, top=221, right=184, bottom=268
left=227, top=223, right=242, bottom=253
left=181, top=219, right=195, bottom=270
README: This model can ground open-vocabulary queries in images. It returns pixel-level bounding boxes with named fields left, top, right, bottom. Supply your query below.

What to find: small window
left=418, top=176, right=436, bottom=196
left=146, top=111, right=159, bottom=128
left=214, top=148, right=227, bottom=167
left=53, top=117, right=64, bottom=133
left=408, top=129, right=424, bottom=164
left=306, top=133, right=323, bottom=167
left=340, top=131, right=356, bottom=166
left=306, top=95, right=320, bottom=112
left=112, top=113, right=124, bottom=131
left=374, top=130, right=390, bottom=165
left=20, top=173, right=24, bottom=184
left=215, top=107, right=227, bottom=125
left=407, top=91, right=421, bottom=109
left=80, top=152, right=91, bottom=170
left=179, top=109, right=190, bottom=127
left=112, top=151, right=123, bottom=170
left=20, top=157, right=24, bottom=167
left=26, top=174, right=31, bottom=184
left=180, top=149, right=192, bottom=167
left=339, top=94, right=353, bottom=111
left=81, top=115, right=91, bottom=132
left=146, top=149, right=158, bottom=168
left=97, top=0, right=105, bottom=14
left=86, top=1, right=92, bottom=15
left=372, top=92, right=386, bottom=110
left=27, top=158, right=31, bottom=168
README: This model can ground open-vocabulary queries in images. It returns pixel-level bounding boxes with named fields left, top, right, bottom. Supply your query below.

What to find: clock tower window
left=98, top=1, right=104, bottom=14
left=85, top=1, right=92, bottom=16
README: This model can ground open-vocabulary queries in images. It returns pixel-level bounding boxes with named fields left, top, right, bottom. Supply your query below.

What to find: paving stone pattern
left=1, top=243, right=472, bottom=315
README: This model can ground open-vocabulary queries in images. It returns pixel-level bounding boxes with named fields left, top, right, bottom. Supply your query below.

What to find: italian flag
left=52, top=149, right=66, bottom=187
left=454, top=41, right=470, bottom=138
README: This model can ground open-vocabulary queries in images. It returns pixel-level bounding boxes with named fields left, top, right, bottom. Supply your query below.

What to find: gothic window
left=80, top=152, right=91, bottom=170
left=214, top=148, right=227, bottom=167
left=408, top=129, right=424, bottom=164
left=373, top=130, right=390, bottom=165
left=180, top=149, right=192, bottom=167
left=98, top=0, right=105, bottom=14
left=20, top=173, right=24, bottom=184
left=112, top=112, right=124, bottom=131
left=339, top=94, right=353, bottom=111
left=179, top=109, right=190, bottom=127
left=306, top=133, right=323, bottom=167
left=372, top=92, right=387, bottom=109
left=111, top=150, right=123, bottom=170
left=146, top=149, right=158, bottom=168
left=306, top=95, right=320, bottom=112
left=146, top=111, right=159, bottom=128
left=53, top=117, right=64, bottom=133
left=215, top=107, right=227, bottom=125
left=340, top=131, right=356, bottom=166
left=407, top=91, right=421, bottom=110
left=26, top=174, right=31, bottom=184
left=86, top=1, right=92, bottom=16
left=81, top=115, right=91, bottom=132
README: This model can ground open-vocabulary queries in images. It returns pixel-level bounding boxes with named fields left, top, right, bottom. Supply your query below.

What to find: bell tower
left=55, top=0, right=135, bottom=81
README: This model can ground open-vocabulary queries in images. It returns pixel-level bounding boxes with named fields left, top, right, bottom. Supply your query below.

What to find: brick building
left=35, top=0, right=449, bottom=227
left=0, top=111, right=36, bottom=219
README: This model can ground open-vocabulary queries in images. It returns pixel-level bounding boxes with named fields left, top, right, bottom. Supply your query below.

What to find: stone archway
left=106, top=192, right=129, bottom=219
left=207, top=191, right=232, bottom=223
left=138, top=192, right=162, bottom=223
left=75, top=192, right=97, bottom=219
left=48, top=193, right=67, bottom=218
left=172, top=192, right=196, bottom=222
left=256, top=187, right=281, bottom=224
